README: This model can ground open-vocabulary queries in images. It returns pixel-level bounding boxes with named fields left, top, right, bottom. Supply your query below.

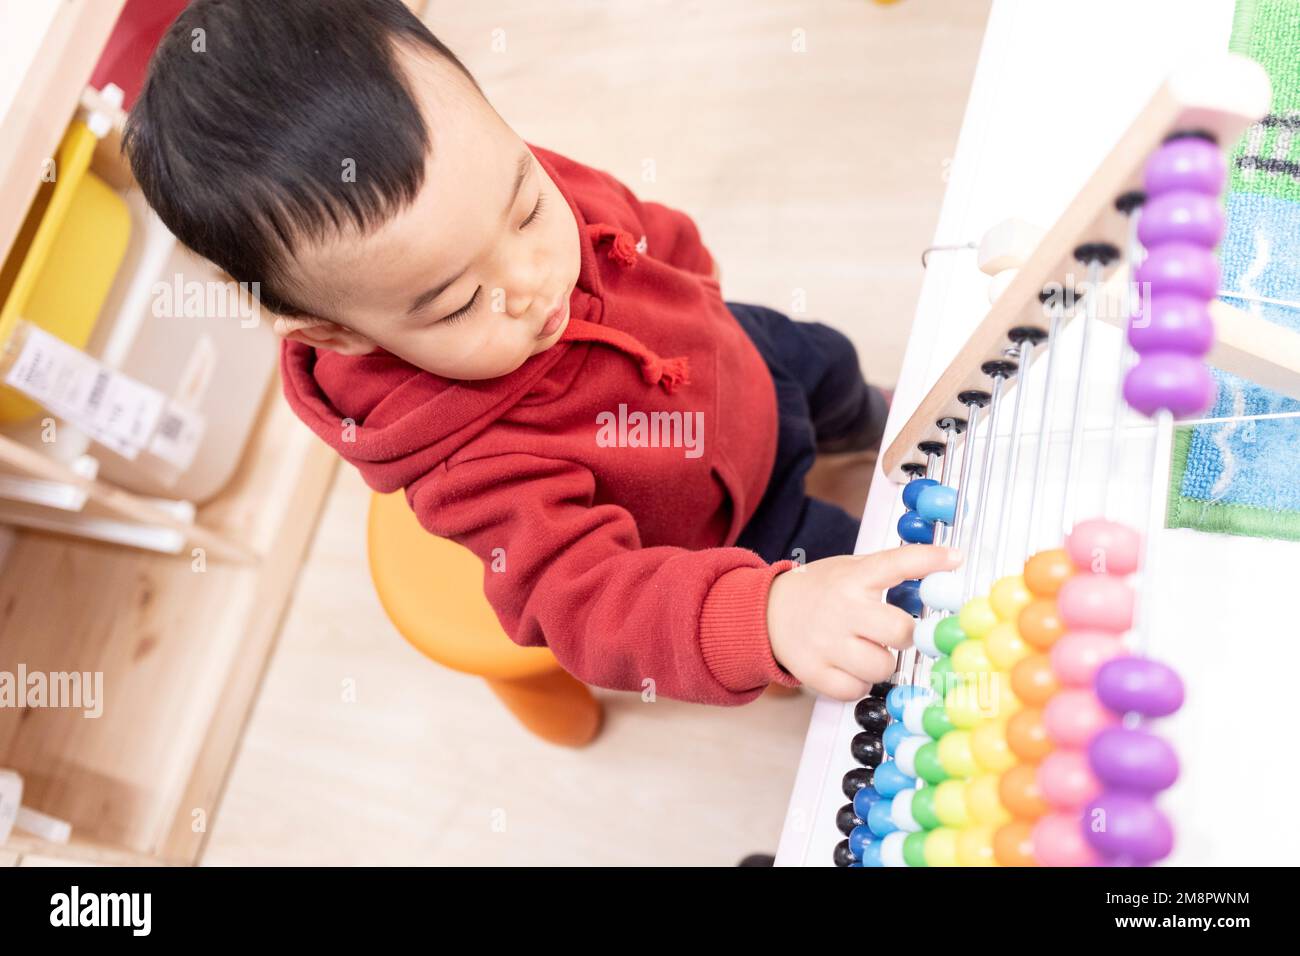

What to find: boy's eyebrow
left=406, top=151, right=534, bottom=316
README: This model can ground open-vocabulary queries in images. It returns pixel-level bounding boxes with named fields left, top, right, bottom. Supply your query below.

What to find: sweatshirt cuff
left=699, top=562, right=800, bottom=694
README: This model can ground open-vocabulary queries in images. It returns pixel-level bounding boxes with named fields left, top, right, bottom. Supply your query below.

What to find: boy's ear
left=272, top=314, right=376, bottom=356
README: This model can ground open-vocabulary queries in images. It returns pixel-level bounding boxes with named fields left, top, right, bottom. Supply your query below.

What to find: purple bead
left=1137, top=191, right=1224, bottom=248
left=1143, top=137, right=1225, bottom=197
left=1134, top=242, right=1220, bottom=300
left=1083, top=791, right=1174, bottom=864
left=1123, top=353, right=1215, bottom=417
left=1128, top=294, right=1214, bottom=356
left=1095, top=657, right=1185, bottom=717
left=1088, top=727, right=1180, bottom=792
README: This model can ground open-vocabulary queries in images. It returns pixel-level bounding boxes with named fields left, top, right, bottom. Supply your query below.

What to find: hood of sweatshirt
left=280, top=144, right=695, bottom=494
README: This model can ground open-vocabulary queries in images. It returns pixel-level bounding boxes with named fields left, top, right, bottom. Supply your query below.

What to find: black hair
left=124, top=0, right=481, bottom=316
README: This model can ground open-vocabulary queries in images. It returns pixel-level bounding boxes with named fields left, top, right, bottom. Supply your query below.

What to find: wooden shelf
left=0, top=380, right=336, bottom=863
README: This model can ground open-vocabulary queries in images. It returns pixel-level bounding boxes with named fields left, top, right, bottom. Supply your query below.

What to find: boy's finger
left=856, top=545, right=963, bottom=589
left=832, top=635, right=896, bottom=683
left=858, top=603, right=917, bottom=649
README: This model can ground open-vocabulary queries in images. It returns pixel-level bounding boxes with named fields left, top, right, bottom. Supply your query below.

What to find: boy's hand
left=767, top=545, right=963, bottom=701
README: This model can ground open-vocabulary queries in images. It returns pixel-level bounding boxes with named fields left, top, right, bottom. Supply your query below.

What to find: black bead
left=836, top=802, right=864, bottom=836
left=851, top=731, right=885, bottom=767
left=854, top=697, right=890, bottom=734
left=841, top=766, right=875, bottom=799
left=833, top=839, right=857, bottom=868
left=870, top=682, right=893, bottom=699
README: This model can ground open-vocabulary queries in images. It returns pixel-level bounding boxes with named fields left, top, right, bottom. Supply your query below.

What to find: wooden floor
left=203, top=0, right=990, bottom=866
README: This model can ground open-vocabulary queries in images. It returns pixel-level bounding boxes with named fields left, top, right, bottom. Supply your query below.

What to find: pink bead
left=1065, top=518, right=1141, bottom=576
left=1038, top=749, right=1101, bottom=809
left=1032, top=812, right=1101, bottom=867
left=1043, top=688, right=1117, bottom=748
left=1057, top=574, right=1134, bottom=633
left=1051, top=631, right=1128, bottom=686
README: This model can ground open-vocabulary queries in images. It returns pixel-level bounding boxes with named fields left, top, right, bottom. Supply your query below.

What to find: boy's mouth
left=537, top=298, right=569, bottom=339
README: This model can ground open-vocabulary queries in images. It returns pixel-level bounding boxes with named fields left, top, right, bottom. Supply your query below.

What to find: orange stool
left=367, top=490, right=602, bottom=747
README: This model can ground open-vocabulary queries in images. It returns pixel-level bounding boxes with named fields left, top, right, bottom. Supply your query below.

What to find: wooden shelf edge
left=160, top=442, right=338, bottom=864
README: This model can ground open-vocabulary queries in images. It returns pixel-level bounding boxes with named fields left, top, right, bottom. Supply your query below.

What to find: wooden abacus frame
left=880, top=54, right=1296, bottom=483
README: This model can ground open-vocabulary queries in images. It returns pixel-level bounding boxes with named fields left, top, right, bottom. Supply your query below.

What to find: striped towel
left=1167, top=0, right=1300, bottom=541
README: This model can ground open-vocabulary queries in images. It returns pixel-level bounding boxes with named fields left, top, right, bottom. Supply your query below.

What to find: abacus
left=812, top=54, right=1284, bottom=867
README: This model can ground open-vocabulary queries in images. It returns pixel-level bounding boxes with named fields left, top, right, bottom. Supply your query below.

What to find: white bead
left=894, top=735, right=926, bottom=777
left=920, top=570, right=965, bottom=613
left=890, top=791, right=921, bottom=833
left=913, top=617, right=941, bottom=658
left=881, top=830, right=910, bottom=866
left=902, top=696, right=930, bottom=734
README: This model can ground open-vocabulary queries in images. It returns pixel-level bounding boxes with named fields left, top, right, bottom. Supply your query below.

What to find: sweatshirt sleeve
left=407, top=453, right=798, bottom=706
left=593, top=170, right=717, bottom=278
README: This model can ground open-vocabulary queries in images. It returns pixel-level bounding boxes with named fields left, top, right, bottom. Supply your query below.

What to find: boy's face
left=275, top=46, right=581, bottom=380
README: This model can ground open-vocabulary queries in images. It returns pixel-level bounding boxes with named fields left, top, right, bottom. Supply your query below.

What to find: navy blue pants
left=727, top=301, right=888, bottom=565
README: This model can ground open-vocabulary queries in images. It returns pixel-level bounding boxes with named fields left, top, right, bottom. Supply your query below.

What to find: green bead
left=903, top=831, right=930, bottom=867
left=911, top=785, right=942, bottom=830
left=935, top=616, right=967, bottom=655
left=929, top=656, right=954, bottom=695
left=915, top=741, right=950, bottom=785
left=922, top=701, right=954, bottom=739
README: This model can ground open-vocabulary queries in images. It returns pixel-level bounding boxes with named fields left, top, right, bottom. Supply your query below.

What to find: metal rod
left=993, top=341, right=1034, bottom=577
left=1103, top=212, right=1143, bottom=518
left=949, top=405, right=982, bottom=552
left=966, top=374, right=1008, bottom=599
left=1024, top=307, right=1063, bottom=557
left=1061, top=259, right=1104, bottom=537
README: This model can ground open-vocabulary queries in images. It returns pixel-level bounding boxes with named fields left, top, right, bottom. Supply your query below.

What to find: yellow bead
left=956, top=825, right=998, bottom=867
left=970, top=719, right=1015, bottom=773
left=985, top=620, right=1029, bottom=671
left=937, top=729, right=977, bottom=778
left=951, top=639, right=994, bottom=675
left=945, top=680, right=985, bottom=729
left=989, top=575, right=1033, bottom=621
left=992, top=674, right=1022, bottom=721
left=924, top=827, right=960, bottom=867
left=966, top=774, right=1011, bottom=826
left=958, top=597, right=998, bottom=640
left=933, top=780, right=970, bottom=827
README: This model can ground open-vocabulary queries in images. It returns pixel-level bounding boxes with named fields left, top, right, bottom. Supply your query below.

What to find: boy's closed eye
left=427, top=190, right=551, bottom=327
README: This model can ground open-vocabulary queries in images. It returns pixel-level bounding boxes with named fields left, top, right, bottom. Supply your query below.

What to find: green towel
left=1165, top=0, right=1300, bottom=541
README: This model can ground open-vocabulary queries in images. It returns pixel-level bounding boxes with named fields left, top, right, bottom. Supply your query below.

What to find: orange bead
left=1006, top=707, right=1054, bottom=762
left=993, top=820, right=1038, bottom=867
left=1011, top=653, right=1060, bottom=706
left=999, top=763, right=1050, bottom=820
left=1023, top=548, right=1072, bottom=597
left=1018, top=598, right=1065, bottom=650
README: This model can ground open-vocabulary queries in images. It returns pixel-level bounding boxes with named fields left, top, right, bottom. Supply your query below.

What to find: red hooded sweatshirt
left=281, top=144, right=800, bottom=706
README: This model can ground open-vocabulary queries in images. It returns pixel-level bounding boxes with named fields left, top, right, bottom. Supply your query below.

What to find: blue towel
left=1168, top=0, right=1300, bottom=540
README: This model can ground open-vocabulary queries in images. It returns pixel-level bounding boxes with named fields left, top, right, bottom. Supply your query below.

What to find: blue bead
left=852, top=786, right=884, bottom=820
left=873, top=760, right=910, bottom=797
left=885, top=579, right=923, bottom=617
left=886, top=684, right=926, bottom=720
left=902, top=478, right=939, bottom=511
left=866, top=799, right=898, bottom=837
left=848, top=824, right=877, bottom=858
left=897, top=511, right=936, bottom=544
left=883, top=720, right=909, bottom=756
left=916, top=483, right=958, bottom=524
left=860, top=841, right=884, bottom=867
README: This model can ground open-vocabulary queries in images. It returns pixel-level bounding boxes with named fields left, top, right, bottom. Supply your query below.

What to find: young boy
left=125, top=0, right=961, bottom=706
